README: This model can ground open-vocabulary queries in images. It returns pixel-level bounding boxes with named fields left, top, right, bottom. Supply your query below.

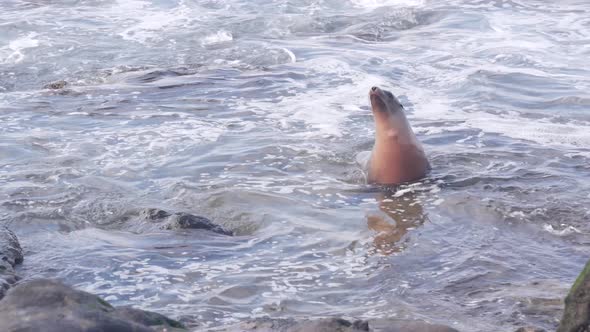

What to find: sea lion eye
left=385, top=91, right=403, bottom=108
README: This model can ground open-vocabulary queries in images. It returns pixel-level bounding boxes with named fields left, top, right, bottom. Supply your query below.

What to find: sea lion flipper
left=355, top=150, right=371, bottom=170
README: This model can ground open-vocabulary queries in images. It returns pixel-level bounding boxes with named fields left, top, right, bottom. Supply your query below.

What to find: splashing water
left=1, top=0, right=590, bottom=331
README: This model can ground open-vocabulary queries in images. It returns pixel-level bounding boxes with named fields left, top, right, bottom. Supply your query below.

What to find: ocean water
left=1, top=0, right=590, bottom=330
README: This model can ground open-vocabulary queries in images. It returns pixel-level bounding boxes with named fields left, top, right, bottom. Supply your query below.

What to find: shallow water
left=1, top=0, right=590, bottom=330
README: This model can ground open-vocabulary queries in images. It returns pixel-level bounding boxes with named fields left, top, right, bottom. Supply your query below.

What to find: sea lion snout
left=369, top=86, right=382, bottom=97
left=369, top=86, right=393, bottom=113
left=369, top=86, right=405, bottom=114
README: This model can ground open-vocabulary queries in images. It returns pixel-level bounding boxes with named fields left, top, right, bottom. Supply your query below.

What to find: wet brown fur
left=367, top=86, right=429, bottom=185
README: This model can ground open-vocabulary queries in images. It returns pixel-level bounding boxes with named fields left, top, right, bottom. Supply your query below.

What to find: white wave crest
left=0, top=33, right=40, bottom=65
left=201, top=31, right=234, bottom=46
left=349, top=0, right=425, bottom=8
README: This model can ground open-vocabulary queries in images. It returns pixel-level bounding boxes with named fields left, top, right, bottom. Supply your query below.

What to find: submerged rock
left=218, top=317, right=459, bottom=332
left=557, top=260, right=590, bottom=332
left=166, top=212, right=231, bottom=234
left=123, top=208, right=232, bottom=235
left=43, top=80, right=68, bottom=89
left=0, top=279, right=186, bottom=332
left=0, top=227, right=23, bottom=300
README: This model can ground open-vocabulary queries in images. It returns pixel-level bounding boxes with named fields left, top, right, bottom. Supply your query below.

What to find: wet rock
left=0, top=279, right=187, bottom=332
left=0, top=230, right=187, bottom=331
left=219, top=317, right=458, bottom=332
left=0, top=226, right=23, bottom=268
left=165, top=212, right=231, bottom=234
left=141, top=208, right=173, bottom=220
left=0, top=227, right=23, bottom=300
left=113, top=307, right=185, bottom=330
left=128, top=208, right=232, bottom=235
left=43, top=80, right=68, bottom=89
left=557, top=260, right=590, bottom=332
left=222, top=317, right=367, bottom=332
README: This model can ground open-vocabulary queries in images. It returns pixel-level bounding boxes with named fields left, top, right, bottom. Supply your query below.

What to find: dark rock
left=43, top=80, right=68, bottom=89
left=165, top=212, right=232, bottom=235
left=558, top=260, right=590, bottom=332
left=222, top=317, right=366, bottom=332
left=128, top=208, right=232, bottom=235
left=141, top=208, right=172, bottom=220
left=0, top=226, right=23, bottom=300
left=218, top=317, right=458, bottom=332
left=0, top=230, right=187, bottom=331
left=0, top=279, right=187, bottom=332
left=0, top=226, right=23, bottom=266
left=114, top=306, right=186, bottom=330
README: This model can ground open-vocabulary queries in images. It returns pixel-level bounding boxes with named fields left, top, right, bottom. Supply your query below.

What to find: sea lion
left=359, top=86, right=429, bottom=185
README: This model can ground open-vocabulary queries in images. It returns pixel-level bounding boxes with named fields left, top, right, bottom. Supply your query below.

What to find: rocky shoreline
left=0, top=226, right=178, bottom=331
left=0, top=279, right=186, bottom=332
left=1, top=223, right=588, bottom=332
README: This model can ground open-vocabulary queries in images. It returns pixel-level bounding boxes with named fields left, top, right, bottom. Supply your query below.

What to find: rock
left=0, top=227, right=23, bottom=300
left=0, top=279, right=187, bottom=332
left=221, top=317, right=367, bottom=332
left=114, top=306, right=186, bottom=330
left=218, top=317, right=458, bottom=332
left=141, top=208, right=173, bottom=220
left=0, top=230, right=187, bottom=331
left=43, top=80, right=68, bottom=89
left=124, top=208, right=232, bottom=235
left=557, top=260, right=590, bottom=332
left=164, top=212, right=232, bottom=235
left=0, top=227, right=23, bottom=266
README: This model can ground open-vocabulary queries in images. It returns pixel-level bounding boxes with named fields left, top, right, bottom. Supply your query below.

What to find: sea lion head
left=369, top=86, right=404, bottom=114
